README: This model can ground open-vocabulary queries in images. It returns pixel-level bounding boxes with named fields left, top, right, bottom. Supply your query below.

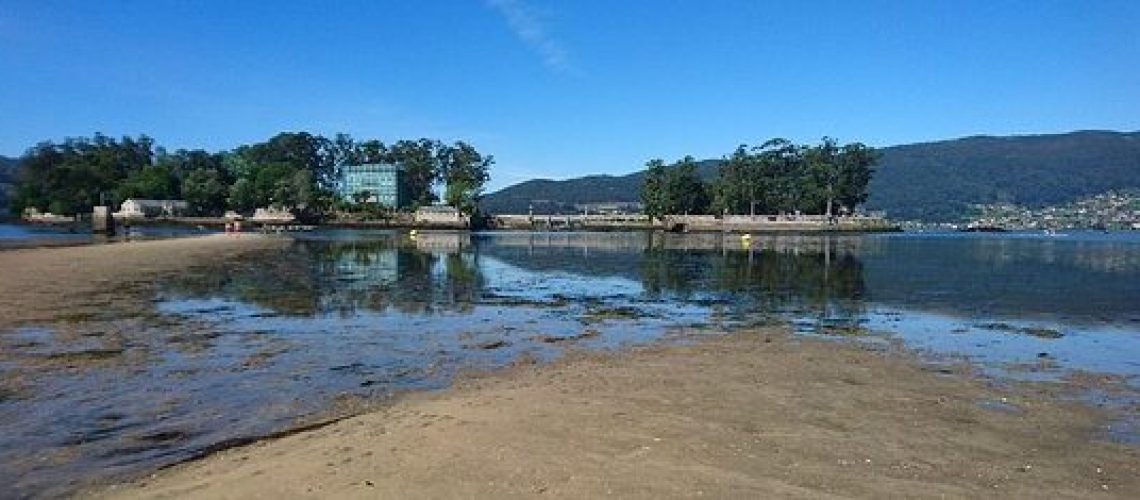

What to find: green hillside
left=481, top=131, right=1140, bottom=221
left=481, top=160, right=718, bottom=214
left=865, top=130, right=1140, bottom=220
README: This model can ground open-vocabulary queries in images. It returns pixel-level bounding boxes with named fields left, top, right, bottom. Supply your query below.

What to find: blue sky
left=1, top=0, right=1137, bottom=191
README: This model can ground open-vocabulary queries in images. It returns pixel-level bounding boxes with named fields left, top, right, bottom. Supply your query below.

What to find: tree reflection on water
left=161, top=231, right=1140, bottom=328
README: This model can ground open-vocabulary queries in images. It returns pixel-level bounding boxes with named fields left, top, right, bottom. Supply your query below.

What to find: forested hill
left=482, top=160, right=718, bottom=214
left=865, top=130, right=1140, bottom=220
left=480, top=131, right=1140, bottom=221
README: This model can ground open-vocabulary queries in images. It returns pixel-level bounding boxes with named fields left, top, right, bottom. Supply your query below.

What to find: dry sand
left=94, top=331, right=1138, bottom=499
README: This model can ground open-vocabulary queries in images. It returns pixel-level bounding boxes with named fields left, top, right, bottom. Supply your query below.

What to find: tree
left=755, top=138, right=803, bottom=214
left=117, top=164, right=178, bottom=201
left=711, top=146, right=753, bottom=215
left=358, top=139, right=387, bottom=164
left=805, top=137, right=841, bottom=219
left=7, top=131, right=495, bottom=220
left=389, top=139, right=440, bottom=207
left=330, top=133, right=361, bottom=171
left=439, top=141, right=492, bottom=215
left=835, top=143, right=877, bottom=212
left=12, top=134, right=158, bottom=214
left=665, top=156, right=710, bottom=215
left=228, top=178, right=257, bottom=212
left=644, top=137, right=876, bottom=218
left=640, top=159, right=668, bottom=221
left=182, top=168, right=229, bottom=215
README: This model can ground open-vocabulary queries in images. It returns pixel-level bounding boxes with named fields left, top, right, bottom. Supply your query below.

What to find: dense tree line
left=9, top=132, right=493, bottom=218
left=640, top=138, right=877, bottom=220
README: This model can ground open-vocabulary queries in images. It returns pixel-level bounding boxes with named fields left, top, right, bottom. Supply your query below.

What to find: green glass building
left=340, top=163, right=408, bottom=208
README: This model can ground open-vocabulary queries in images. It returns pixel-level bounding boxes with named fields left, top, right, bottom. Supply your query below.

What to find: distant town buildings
left=968, top=191, right=1140, bottom=230
left=521, top=200, right=644, bottom=216
left=340, top=163, right=408, bottom=208
left=575, top=202, right=643, bottom=215
left=114, top=199, right=189, bottom=219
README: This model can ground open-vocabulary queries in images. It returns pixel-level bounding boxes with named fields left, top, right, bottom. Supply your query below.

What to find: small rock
left=473, top=340, right=509, bottom=350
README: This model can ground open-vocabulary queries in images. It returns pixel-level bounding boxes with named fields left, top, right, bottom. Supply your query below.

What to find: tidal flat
left=1, top=230, right=1138, bottom=498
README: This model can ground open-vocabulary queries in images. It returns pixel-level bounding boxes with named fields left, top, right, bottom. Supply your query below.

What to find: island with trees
left=641, top=138, right=877, bottom=221
left=7, top=132, right=493, bottom=227
left=6, top=131, right=896, bottom=232
left=592, top=137, right=884, bottom=232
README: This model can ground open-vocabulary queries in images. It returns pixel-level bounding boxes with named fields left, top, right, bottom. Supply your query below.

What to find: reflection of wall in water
left=479, top=231, right=881, bottom=257
left=414, top=232, right=472, bottom=253
left=316, top=242, right=482, bottom=314
left=333, top=248, right=401, bottom=287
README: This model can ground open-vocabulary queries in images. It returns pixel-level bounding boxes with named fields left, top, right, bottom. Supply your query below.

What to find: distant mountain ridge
left=481, top=130, right=1140, bottom=221
left=484, top=160, right=719, bottom=214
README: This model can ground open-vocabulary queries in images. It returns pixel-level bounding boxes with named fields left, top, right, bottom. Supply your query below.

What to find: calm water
left=1, top=229, right=1139, bottom=496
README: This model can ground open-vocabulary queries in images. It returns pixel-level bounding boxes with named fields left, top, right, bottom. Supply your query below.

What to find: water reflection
left=1, top=230, right=1139, bottom=496
left=164, top=237, right=484, bottom=316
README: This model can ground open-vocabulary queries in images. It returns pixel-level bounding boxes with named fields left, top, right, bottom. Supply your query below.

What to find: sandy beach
left=1, top=234, right=1137, bottom=498
left=0, top=234, right=288, bottom=329
left=92, top=330, right=1138, bottom=499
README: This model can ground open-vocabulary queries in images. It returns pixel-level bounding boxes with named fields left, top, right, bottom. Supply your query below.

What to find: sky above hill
left=1, top=0, right=1137, bottom=190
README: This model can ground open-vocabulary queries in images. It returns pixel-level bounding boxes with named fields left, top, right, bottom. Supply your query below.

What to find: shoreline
left=91, top=329, right=1139, bottom=499
left=0, top=233, right=287, bottom=328
left=5, top=217, right=904, bottom=234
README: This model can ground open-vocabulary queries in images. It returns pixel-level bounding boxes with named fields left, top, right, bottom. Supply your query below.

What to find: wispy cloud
left=486, top=0, right=578, bottom=75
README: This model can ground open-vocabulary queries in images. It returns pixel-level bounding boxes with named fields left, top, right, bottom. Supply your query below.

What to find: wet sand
left=0, top=233, right=288, bottom=328
left=94, top=330, right=1138, bottom=499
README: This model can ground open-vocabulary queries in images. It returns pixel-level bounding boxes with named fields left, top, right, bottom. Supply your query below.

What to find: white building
left=115, top=199, right=189, bottom=219
left=414, top=205, right=469, bottom=226
left=251, top=207, right=297, bottom=223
